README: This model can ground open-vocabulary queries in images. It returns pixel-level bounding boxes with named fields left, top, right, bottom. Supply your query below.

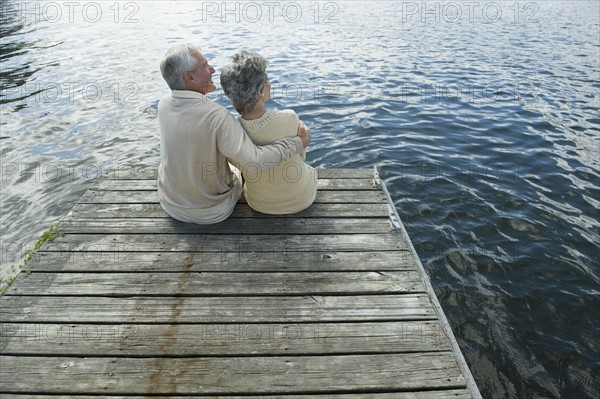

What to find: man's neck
left=172, top=90, right=208, bottom=99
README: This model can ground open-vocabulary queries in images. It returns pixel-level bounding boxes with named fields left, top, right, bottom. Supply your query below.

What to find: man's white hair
left=160, top=43, right=200, bottom=90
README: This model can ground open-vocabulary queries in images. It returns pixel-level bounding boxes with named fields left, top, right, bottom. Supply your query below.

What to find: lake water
left=1, top=1, right=599, bottom=397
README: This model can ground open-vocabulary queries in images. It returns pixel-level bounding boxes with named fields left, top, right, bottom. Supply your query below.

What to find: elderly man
left=157, top=44, right=311, bottom=224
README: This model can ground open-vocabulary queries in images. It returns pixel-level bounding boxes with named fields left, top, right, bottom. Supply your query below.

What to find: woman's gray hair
left=160, top=43, right=200, bottom=90
left=220, top=50, right=269, bottom=114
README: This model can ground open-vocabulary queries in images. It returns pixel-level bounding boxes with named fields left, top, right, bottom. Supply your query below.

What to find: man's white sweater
left=158, top=90, right=303, bottom=222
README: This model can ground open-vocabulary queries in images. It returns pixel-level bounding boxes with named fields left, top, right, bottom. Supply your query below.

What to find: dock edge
left=374, top=165, right=483, bottom=399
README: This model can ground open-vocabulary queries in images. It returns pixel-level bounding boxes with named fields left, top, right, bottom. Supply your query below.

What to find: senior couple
left=157, top=43, right=317, bottom=224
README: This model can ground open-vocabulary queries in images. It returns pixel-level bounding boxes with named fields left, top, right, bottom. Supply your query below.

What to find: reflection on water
left=0, top=1, right=599, bottom=398
left=0, top=2, right=39, bottom=108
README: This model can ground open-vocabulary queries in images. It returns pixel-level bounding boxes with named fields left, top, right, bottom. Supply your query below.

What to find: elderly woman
left=220, top=51, right=317, bottom=214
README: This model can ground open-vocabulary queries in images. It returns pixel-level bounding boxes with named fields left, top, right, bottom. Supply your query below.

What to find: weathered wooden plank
left=58, top=218, right=390, bottom=235
left=77, top=192, right=388, bottom=218
left=90, top=178, right=378, bottom=191
left=315, top=168, right=375, bottom=179
left=76, top=194, right=389, bottom=219
left=76, top=190, right=386, bottom=209
left=68, top=201, right=387, bottom=220
left=0, top=321, right=451, bottom=356
left=94, top=168, right=375, bottom=181
left=1, top=390, right=476, bottom=399
left=39, top=233, right=409, bottom=252
left=0, top=294, right=436, bottom=323
left=77, top=189, right=154, bottom=203
left=4, top=271, right=425, bottom=297
left=0, top=352, right=466, bottom=394
left=25, top=251, right=417, bottom=273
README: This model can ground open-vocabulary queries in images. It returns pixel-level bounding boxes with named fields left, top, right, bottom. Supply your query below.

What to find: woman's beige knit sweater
left=237, top=109, right=317, bottom=214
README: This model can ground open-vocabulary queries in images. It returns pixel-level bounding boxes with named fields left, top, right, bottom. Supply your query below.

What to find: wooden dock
left=0, top=167, right=481, bottom=398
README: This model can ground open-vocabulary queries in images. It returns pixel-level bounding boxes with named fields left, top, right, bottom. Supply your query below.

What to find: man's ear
left=183, top=71, right=193, bottom=83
